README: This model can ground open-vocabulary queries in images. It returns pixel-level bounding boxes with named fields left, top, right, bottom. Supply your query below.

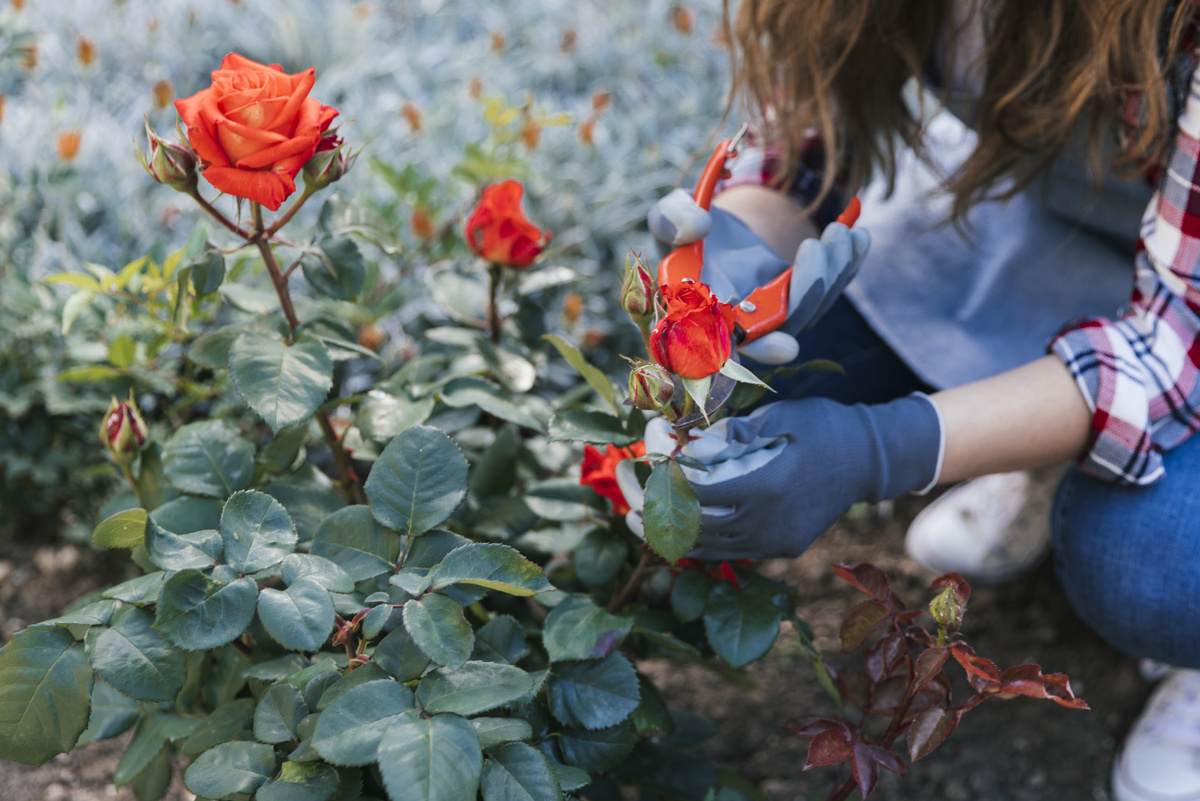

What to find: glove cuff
left=857, top=392, right=944, bottom=502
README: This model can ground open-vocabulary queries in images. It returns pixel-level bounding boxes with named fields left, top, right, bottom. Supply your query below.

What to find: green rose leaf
left=184, top=740, right=276, bottom=798
left=75, top=679, right=140, bottom=747
left=162, top=420, right=255, bottom=499
left=0, top=625, right=94, bottom=765
left=156, top=569, right=258, bottom=650
left=229, top=332, right=333, bottom=432
left=377, top=710, right=482, bottom=801
left=372, top=626, right=431, bottom=682
left=254, top=684, right=309, bottom=744
left=556, top=724, right=634, bottom=773
left=357, top=390, right=435, bottom=442
left=438, top=377, right=544, bottom=431
left=302, top=236, right=365, bottom=301
left=471, top=615, right=528, bottom=665
left=148, top=496, right=222, bottom=535
left=542, top=596, right=633, bottom=662
left=670, top=569, right=715, bottom=623
left=220, top=490, right=298, bottom=575
left=257, top=577, right=335, bottom=652
left=144, top=524, right=222, bottom=572
left=523, top=478, right=592, bottom=522
left=366, top=426, right=468, bottom=537
left=128, top=745, right=173, bottom=801
left=311, top=506, right=400, bottom=581
left=642, top=459, right=701, bottom=565
left=473, top=717, right=534, bottom=751
left=547, top=652, right=640, bottom=730
left=702, top=582, right=783, bottom=668
left=92, top=508, right=147, bottom=549
left=280, top=553, right=355, bottom=593
left=403, top=593, right=474, bottom=669
left=481, top=742, right=563, bottom=801
left=428, top=543, right=554, bottom=597
left=547, top=410, right=640, bottom=446
left=573, top=531, right=628, bottom=587
left=188, top=325, right=246, bottom=370
left=416, top=661, right=534, bottom=716
left=113, top=712, right=167, bottom=787
left=311, top=679, right=415, bottom=766
left=257, top=761, right=341, bottom=801
left=190, top=250, right=226, bottom=296
left=181, top=697, right=255, bottom=756
left=84, top=606, right=186, bottom=702
left=542, top=335, right=619, bottom=414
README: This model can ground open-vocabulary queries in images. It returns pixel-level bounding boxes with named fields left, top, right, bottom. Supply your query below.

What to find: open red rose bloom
left=464, top=180, right=550, bottom=268
left=580, top=442, right=646, bottom=516
left=649, top=281, right=737, bottom=379
left=175, top=53, right=338, bottom=211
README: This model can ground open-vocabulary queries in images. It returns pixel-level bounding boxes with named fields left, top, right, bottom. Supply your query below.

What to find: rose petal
left=202, top=165, right=292, bottom=210
left=175, top=91, right=231, bottom=167
left=235, top=133, right=317, bottom=171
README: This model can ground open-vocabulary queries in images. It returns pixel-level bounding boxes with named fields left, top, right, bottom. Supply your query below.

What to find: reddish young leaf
left=950, top=645, right=1001, bottom=692
left=864, top=632, right=905, bottom=683
left=788, top=716, right=853, bottom=739
left=850, top=742, right=881, bottom=798
left=929, top=572, right=971, bottom=606
left=909, top=673, right=952, bottom=715
left=998, top=665, right=1090, bottom=709
left=867, top=745, right=906, bottom=776
left=868, top=675, right=910, bottom=716
left=805, top=727, right=855, bottom=768
left=907, top=705, right=960, bottom=761
left=912, top=646, right=950, bottom=694
left=840, top=599, right=891, bottom=653
left=832, top=563, right=892, bottom=602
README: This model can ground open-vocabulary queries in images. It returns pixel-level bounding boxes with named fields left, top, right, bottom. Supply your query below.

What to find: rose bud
left=649, top=281, right=737, bottom=379
left=629, top=363, right=675, bottom=411
left=139, top=120, right=198, bottom=194
left=303, top=130, right=357, bottom=191
left=620, top=252, right=655, bottom=321
left=463, top=180, right=550, bottom=269
left=929, top=585, right=966, bottom=633
left=100, top=396, right=147, bottom=466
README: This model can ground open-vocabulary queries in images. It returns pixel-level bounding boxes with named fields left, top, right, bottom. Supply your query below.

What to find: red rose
left=649, top=282, right=737, bottom=379
left=175, top=53, right=339, bottom=211
left=463, top=180, right=550, bottom=268
left=580, top=441, right=646, bottom=516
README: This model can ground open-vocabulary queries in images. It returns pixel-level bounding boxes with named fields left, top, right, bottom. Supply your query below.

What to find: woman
left=646, top=2, right=1200, bottom=799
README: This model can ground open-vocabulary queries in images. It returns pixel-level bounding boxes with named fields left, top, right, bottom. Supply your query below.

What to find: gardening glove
left=647, top=191, right=870, bottom=365
left=624, top=394, right=943, bottom=560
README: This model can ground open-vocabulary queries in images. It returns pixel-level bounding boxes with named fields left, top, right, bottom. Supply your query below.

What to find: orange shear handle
left=735, top=197, right=861, bottom=344
left=656, top=138, right=736, bottom=288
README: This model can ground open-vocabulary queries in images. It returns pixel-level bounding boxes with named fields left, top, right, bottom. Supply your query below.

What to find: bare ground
left=0, top=495, right=1148, bottom=801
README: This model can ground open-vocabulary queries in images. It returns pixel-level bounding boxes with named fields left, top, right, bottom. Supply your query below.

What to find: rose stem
left=192, top=192, right=255, bottom=239
left=250, top=203, right=364, bottom=506
left=265, top=187, right=315, bottom=238
left=607, top=549, right=654, bottom=613
left=487, top=263, right=503, bottom=344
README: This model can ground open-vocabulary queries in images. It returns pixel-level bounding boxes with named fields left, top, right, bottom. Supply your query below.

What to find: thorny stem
left=607, top=549, right=654, bottom=613
left=251, top=204, right=301, bottom=341
left=265, top=187, right=315, bottom=238
left=192, top=192, right=254, bottom=239
left=317, top=412, right=365, bottom=505
left=487, top=263, right=503, bottom=344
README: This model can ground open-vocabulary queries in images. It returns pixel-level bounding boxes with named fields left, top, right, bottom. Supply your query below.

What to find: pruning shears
left=657, top=123, right=862, bottom=345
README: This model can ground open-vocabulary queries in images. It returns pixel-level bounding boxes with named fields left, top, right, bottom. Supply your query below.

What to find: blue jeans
left=778, top=298, right=1200, bottom=667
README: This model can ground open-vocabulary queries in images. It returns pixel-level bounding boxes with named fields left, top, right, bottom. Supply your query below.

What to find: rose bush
left=175, top=53, right=339, bottom=210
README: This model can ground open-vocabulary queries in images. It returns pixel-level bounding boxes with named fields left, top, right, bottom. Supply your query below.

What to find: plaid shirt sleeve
left=1049, top=58, right=1200, bottom=485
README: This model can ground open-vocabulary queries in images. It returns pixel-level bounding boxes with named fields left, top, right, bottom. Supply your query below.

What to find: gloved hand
left=647, top=189, right=870, bottom=365
left=623, top=394, right=943, bottom=560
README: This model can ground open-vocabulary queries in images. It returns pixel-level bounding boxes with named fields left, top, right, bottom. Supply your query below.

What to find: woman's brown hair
left=725, top=0, right=1194, bottom=220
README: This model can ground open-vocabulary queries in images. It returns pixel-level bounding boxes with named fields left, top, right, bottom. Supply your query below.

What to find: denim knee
left=1051, top=450, right=1200, bottom=668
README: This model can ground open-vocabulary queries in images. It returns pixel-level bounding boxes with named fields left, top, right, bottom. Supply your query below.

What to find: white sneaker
left=904, top=467, right=1062, bottom=584
left=1113, top=669, right=1200, bottom=801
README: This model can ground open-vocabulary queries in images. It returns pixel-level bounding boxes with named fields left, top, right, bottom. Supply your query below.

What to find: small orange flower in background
left=400, top=102, right=422, bottom=132
left=649, top=281, right=737, bottom=379
left=76, top=36, right=97, bottom=66
left=56, top=130, right=82, bottom=162
left=560, top=28, right=578, bottom=53
left=357, top=324, right=386, bottom=352
left=563, top=292, right=584, bottom=325
left=152, top=79, right=174, bottom=109
left=0, top=95, right=6, bottom=128
left=411, top=207, right=436, bottom=241
left=489, top=30, right=506, bottom=52
left=520, top=118, right=541, bottom=149
left=581, top=442, right=646, bottom=516
left=671, top=5, right=695, bottom=34
left=174, top=53, right=339, bottom=211
left=591, top=89, right=611, bottom=113
left=578, top=118, right=595, bottom=145
left=467, top=76, right=483, bottom=100
left=463, top=180, right=550, bottom=269
left=11, top=0, right=25, bottom=10
left=17, top=41, right=36, bottom=69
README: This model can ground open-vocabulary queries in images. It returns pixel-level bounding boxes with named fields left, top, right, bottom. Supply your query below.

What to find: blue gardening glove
left=647, top=191, right=870, bottom=365
left=631, top=394, right=943, bottom=559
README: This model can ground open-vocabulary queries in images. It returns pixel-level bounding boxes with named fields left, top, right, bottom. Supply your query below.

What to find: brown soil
left=0, top=496, right=1148, bottom=801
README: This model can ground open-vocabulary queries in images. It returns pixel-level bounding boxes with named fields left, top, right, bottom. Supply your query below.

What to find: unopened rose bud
left=929, top=585, right=966, bottom=633
left=620, top=253, right=655, bottom=322
left=100, top=396, right=147, bottom=466
left=629, top=363, right=675, bottom=410
left=303, top=132, right=356, bottom=191
left=139, top=120, right=197, bottom=194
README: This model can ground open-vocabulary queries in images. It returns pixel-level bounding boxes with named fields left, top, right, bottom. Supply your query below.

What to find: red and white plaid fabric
left=1050, top=46, right=1200, bottom=485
